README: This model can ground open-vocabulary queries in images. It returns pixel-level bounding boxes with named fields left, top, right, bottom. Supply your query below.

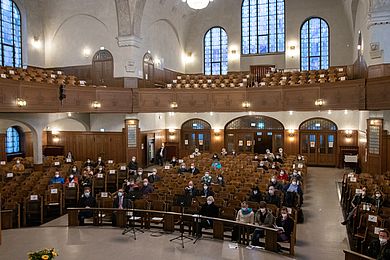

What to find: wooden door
left=300, top=132, right=336, bottom=166
left=92, top=50, right=114, bottom=87
left=236, top=133, right=253, bottom=153
left=301, top=133, right=317, bottom=165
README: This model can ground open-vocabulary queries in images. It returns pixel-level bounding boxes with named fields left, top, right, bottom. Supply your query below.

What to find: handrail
left=343, top=249, right=375, bottom=260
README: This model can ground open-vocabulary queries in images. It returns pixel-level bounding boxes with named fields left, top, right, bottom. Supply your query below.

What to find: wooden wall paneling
left=211, top=129, right=224, bottom=154
left=176, top=91, right=212, bottom=112
left=211, top=90, right=245, bottom=112
left=336, top=130, right=359, bottom=168
left=24, top=132, right=33, bottom=157
left=366, top=76, right=390, bottom=110
left=283, top=130, right=299, bottom=156
left=49, top=65, right=92, bottom=84
left=136, top=90, right=174, bottom=113
left=321, top=80, right=366, bottom=110
left=282, top=86, right=319, bottom=111
left=247, top=88, right=283, bottom=111
left=384, top=135, right=390, bottom=172
left=0, top=134, right=6, bottom=161
left=368, top=64, right=390, bottom=78
left=96, top=88, right=133, bottom=113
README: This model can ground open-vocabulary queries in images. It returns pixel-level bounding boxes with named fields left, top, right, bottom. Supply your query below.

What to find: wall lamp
left=170, top=101, right=178, bottom=109
left=92, top=101, right=101, bottom=109
left=16, top=98, right=27, bottom=107
left=242, top=101, right=251, bottom=109
left=345, top=130, right=353, bottom=138
left=288, top=129, right=295, bottom=137
left=314, top=99, right=325, bottom=107
left=214, top=129, right=221, bottom=136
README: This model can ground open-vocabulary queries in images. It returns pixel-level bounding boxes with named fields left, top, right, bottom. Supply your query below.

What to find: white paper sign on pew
left=0, top=161, right=6, bottom=165
left=51, top=188, right=58, bottom=194
left=30, top=195, right=38, bottom=201
left=6, top=172, right=13, bottom=178
left=368, top=215, right=378, bottom=223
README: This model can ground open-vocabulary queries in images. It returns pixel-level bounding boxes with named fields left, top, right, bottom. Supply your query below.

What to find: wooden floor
left=0, top=167, right=349, bottom=260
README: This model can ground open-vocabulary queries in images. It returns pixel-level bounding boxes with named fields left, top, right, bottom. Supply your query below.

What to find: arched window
left=181, top=119, right=211, bottom=154
left=300, top=17, right=329, bottom=71
left=299, top=118, right=337, bottom=131
left=241, top=0, right=285, bottom=55
left=204, top=27, right=228, bottom=75
left=6, top=126, right=20, bottom=154
left=1, top=0, right=21, bottom=67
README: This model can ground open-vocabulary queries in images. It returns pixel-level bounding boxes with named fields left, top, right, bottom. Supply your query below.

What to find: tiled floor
left=0, top=167, right=349, bottom=259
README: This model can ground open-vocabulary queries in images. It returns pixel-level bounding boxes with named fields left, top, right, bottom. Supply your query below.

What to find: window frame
left=0, top=0, right=22, bottom=67
left=241, top=0, right=286, bottom=56
left=6, top=126, right=21, bottom=154
left=203, top=26, right=229, bottom=75
left=300, top=16, right=330, bottom=71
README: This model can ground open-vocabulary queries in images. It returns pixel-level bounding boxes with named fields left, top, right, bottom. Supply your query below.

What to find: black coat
left=113, top=196, right=129, bottom=209
left=275, top=216, right=294, bottom=240
left=199, top=202, right=219, bottom=218
left=79, top=194, right=97, bottom=208
left=185, top=187, right=198, bottom=197
left=128, top=161, right=138, bottom=171
left=199, top=188, right=215, bottom=198
left=367, top=239, right=390, bottom=260
left=188, top=167, right=200, bottom=175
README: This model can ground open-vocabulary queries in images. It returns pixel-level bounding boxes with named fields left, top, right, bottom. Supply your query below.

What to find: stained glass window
left=225, top=116, right=284, bottom=130
left=241, top=0, right=285, bottom=55
left=299, top=118, right=337, bottom=131
left=6, top=127, right=20, bottom=154
left=204, top=27, right=228, bottom=75
left=300, top=17, right=329, bottom=71
left=0, top=0, right=21, bottom=67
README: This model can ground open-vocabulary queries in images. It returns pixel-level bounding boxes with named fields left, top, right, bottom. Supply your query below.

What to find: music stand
left=169, top=195, right=193, bottom=248
left=122, top=191, right=144, bottom=240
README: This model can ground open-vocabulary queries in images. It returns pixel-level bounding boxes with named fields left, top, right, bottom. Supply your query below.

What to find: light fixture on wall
left=16, top=98, right=27, bottom=107
left=314, top=98, right=325, bottom=107
left=183, top=52, right=194, bottom=64
left=345, top=129, right=353, bottom=139
left=92, top=100, right=102, bottom=109
left=182, top=0, right=213, bottom=10
left=288, top=129, right=295, bottom=137
left=31, top=36, right=42, bottom=49
left=214, top=129, right=221, bottom=136
left=242, top=100, right=251, bottom=109
left=170, top=101, right=178, bottom=109
left=82, top=47, right=92, bottom=58
left=52, top=136, right=60, bottom=143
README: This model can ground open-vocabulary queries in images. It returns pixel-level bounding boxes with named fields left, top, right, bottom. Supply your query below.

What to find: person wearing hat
left=252, top=201, right=275, bottom=246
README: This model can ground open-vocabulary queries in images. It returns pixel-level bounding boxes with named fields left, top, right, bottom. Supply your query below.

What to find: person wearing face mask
left=211, top=159, right=222, bottom=170
left=81, top=169, right=93, bottom=189
left=199, top=184, right=215, bottom=197
left=221, top=148, right=228, bottom=157
left=156, top=142, right=167, bottom=166
left=123, top=179, right=139, bottom=193
left=341, top=187, right=372, bottom=225
left=274, top=154, right=284, bottom=164
left=68, top=165, right=80, bottom=177
left=148, top=168, right=160, bottom=183
left=184, top=181, right=198, bottom=197
left=177, top=163, right=188, bottom=174
left=65, top=173, right=79, bottom=185
left=65, top=151, right=74, bottom=163
left=367, top=229, right=390, bottom=259
left=216, top=173, right=225, bottom=186
left=112, top=188, right=129, bottom=226
left=201, top=172, right=212, bottom=186
left=78, top=187, right=97, bottom=225
left=253, top=154, right=261, bottom=162
left=232, top=201, right=255, bottom=241
left=265, top=149, right=275, bottom=161
left=170, top=156, right=178, bottom=167
left=211, top=153, right=219, bottom=160
left=94, top=156, right=105, bottom=168
left=188, top=163, right=200, bottom=175
left=12, top=159, right=25, bottom=172
left=277, top=170, right=289, bottom=182
left=127, top=156, right=138, bottom=174
left=265, top=186, right=281, bottom=207
left=268, top=175, right=283, bottom=191
left=289, top=170, right=302, bottom=182
left=284, top=178, right=304, bottom=207
left=372, top=190, right=384, bottom=215
left=277, top=148, right=287, bottom=159
left=196, top=196, right=219, bottom=237
left=192, top=148, right=202, bottom=157
left=249, top=187, right=262, bottom=203
left=50, top=171, right=65, bottom=184
left=140, top=178, right=154, bottom=196
left=83, top=158, right=94, bottom=168
left=135, top=168, right=144, bottom=184
left=252, top=201, right=275, bottom=246
left=275, top=207, right=294, bottom=242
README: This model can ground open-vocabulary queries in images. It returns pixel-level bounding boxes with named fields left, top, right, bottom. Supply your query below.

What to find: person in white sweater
left=232, top=201, right=255, bottom=241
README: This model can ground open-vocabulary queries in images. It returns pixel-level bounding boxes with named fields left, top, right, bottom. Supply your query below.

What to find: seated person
left=277, top=147, right=287, bottom=159
left=211, top=153, right=220, bottom=160
left=135, top=168, right=144, bottom=184
left=265, top=186, right=281, bottom=207
left=112, top=188, right=128, bottom=226
left=268, top=175, right=283, bottom=191
left=196, top=196, right=219, bottom=237
left=140, top=178, right=154, bottom=196
left=221, top=148, right=228, bottom=157
left=95, top=156, right=105, bottom=168
left=277, top=170, right=289, bottom=182
left=265, top=149, right=275, bottom=161
left=184, top=181, right=198, bottom=197
left=201, top=172, right=212, bottom=186
left=65, top=173, right=79, bottom=185
left=12, top=159, right=25, bottom=172
left=253, top=154, right=261, bottom=162
left=372, top=190, right=385, bottom=215
left=216, top=173, right=225, bottom=186
left=367, top=229, right=390, bottom=259
left=188, top=163, right=200, bottom=175
left=127, top=156, right=138, bottom=174
left=69, top=165, right=80, bottom=177
left=252, top=201, right=275, bottom=246
left=270, top=162, right=279, bottom=170
left=148, top=168, right=161, bottom=183
left=83, top=158, right=94, bottom=168
left=232, top=201, right=255, bottom=241
left=170, top=156, right=178, bottom=167
left=199, top=184, right=215, bottom=197
left=50, top=171, right=65, bottom=184
left=289, top=170, right=303, bottom=182
left=123, top=179, right=139, bottom=193
left=211, top=159, right=222, bottom=170
left=296, top=154, right=304, bottom=161
left=177, top=163, right=188, bottom=174
left=274, top=154, right=284, bottom=164
left=275, top=207, right=294, bottom=242
left=248, top=187, right=262, bottom=203
left=65, top=151, right=74, bottom=163
left=192, top=148, right=201, bottom=157
left=284, top=178, right=304, bottom=207
left=83, top=166, right=94, bottom=177
left=232, top=150, right=237, bottom=157
left=80, top=171, right=92, bottom=189
left=341, top=186, right=372, bottom=225
left=78, top=187, right=97, bottom=225
left=258, top=159, right=269, bottom=170
left=95, top=166, right=105, bottom=176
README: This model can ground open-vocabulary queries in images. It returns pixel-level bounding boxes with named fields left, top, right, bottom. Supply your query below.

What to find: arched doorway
left=181, top=119, right=211, bottom=155
left=299, top=118, right=337, bottom=166
left=225, top=116, right=284, bottom=154
left=143, top=52, right=154, bottom=88
left=92, top=49, right=114, bottom=86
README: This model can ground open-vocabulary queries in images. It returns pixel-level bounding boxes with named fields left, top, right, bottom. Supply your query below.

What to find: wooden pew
left=343, top=249, right=375, bottom=260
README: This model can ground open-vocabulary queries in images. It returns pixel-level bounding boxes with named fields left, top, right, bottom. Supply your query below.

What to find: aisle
left=295, top=167, right=349, bottom=259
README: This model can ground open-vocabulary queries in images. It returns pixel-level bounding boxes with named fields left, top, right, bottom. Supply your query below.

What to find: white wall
left=90, top=114, right=126, bottom=132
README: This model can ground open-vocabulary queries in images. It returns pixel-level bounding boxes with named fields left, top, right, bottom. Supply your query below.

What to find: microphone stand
left=122, top=196, right=144, bottom=240
left=169, top=202, right=193, bottom=248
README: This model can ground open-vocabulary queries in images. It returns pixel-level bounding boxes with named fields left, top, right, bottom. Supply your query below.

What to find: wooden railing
left=343, top=249, right=375, bottom=260
left=67, top=207, right=294, bottom=255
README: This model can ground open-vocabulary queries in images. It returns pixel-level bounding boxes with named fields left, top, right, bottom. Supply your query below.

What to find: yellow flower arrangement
left=27, top=248, right=58, bottom=260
